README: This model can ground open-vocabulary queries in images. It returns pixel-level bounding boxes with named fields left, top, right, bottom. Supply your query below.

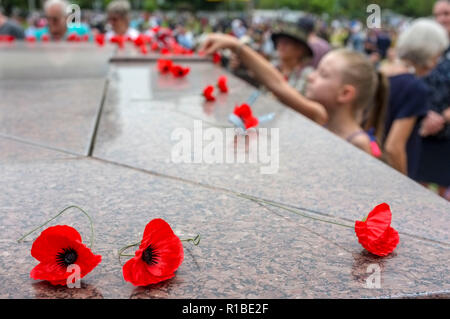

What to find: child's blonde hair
left=333, top=49, right=389, bottom=143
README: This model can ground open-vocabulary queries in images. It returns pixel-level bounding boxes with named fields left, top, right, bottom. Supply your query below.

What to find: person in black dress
left=417, top=0, right=450, bottom=200
left=381, top=19, right=449, bottom=180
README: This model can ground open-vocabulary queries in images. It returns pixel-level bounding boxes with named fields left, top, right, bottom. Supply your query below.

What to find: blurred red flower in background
left=234, top=103, right=259, bottom=129
left=203, top=85, right=216, bottom=101
left=157, top=59, right=173, bottom=74
left=217, top=75, right=229, bottom=93
left=95, top=34, right=105, bottom=46
left=171, top=65, right=190, bottom=77
left=212, top=52, right=221, bottom=64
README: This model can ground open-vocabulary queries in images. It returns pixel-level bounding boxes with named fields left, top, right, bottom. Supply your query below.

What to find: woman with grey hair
left=381, top=18, right=449, bottom=180
left=105, top=0, right=139, bottom=41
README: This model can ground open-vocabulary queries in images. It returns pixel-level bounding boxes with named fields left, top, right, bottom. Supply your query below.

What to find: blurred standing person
left=365, top=29, right=381, bottom=65
left=348, top=21, right=365, bottom=52
left=376, top=28, right=392, bottom=60
left=231, top=19, right=246, bottom=39
left=298, top=16, right=331, bottom=68
left=176, top=25, right=194, bottom=49
left=34, top=0, right=91, bottom=41
left=417, top=0, right=450, bottom=200
left=105, top=0, right=139, bottom=41
left=0, top=6, right=25, bottom=39
left=381, top=19, right=448, bottom=180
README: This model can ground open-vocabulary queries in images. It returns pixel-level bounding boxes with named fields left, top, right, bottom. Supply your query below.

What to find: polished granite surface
left=0, top=42, right=113, bottom=155
left=0, top=42, right=113, bottom=80
left=0, top=44, right=449, bottom=298
left=1, top=138, right=449, bottom=299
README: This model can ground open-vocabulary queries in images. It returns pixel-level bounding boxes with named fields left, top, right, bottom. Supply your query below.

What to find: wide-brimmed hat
left=271, top=24, right=314, bottom=58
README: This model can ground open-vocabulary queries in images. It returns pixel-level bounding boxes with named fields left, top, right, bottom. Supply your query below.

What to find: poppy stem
left=180, top=234, right=201, bottom=246
left=237, top=194, right=354, bottom=229
left=17, top=205, right=96, bottom=249
left=118, top=241, right=140, bottom=260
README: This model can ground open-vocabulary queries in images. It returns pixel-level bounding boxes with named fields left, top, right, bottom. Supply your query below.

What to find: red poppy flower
left=234, top=103, right=259, bottom=129
left=67, top=33, right=81, bottom=42
left=212, top=52, right=221, bottom=64
left=160, top=47, right=171, bottom=55
left=41, top=34, right=50, bottom=42
left=110, top=35, right=125, bottom=49
left=157, top=59, right=173, bottom=74
left=81, top=34, right=89, bottom=42
left=217, top=75, right=229, bottom=93
left=355, top=203, right=400, bottom=257
left=140, top=44, right=148, bottom=55
left=203, top=85, right=216, bottom=101
left=122, top=219, right=184, bottom=287
left=0, top=35, right=15, bottom=42
left=30, top=225, right=102, bottom=286
left=26, top=36, right=36, bottom=42
left=151, top=41, right=159, bottom=51
left=171, top=65, right=190, bottom=77
left=134, top=34, right=149, bottom=47
left=95, top=34, right=105, bottom=46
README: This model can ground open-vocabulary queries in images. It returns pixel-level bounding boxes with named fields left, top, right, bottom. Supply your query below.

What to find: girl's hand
left=199, top=33, right=241, bottom=55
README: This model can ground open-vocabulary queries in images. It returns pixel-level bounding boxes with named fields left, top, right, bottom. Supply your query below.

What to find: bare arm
left=199, top=34, right=328, bottom=125
left=384, top=118, right=417, bottom=175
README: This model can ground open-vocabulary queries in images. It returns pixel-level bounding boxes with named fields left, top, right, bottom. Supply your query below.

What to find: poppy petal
left=30, top=262, right=68, bottom=282
left=123, top=255, right=174, bottom=286
left=31, top=225, right=82, bottom=262
left=141, top=219, right=177, bottom=249
left=363, top=203, right=392, bottom=242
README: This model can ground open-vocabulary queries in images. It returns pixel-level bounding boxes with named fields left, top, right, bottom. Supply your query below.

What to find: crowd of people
left=1, top=0, right=449, bottom=201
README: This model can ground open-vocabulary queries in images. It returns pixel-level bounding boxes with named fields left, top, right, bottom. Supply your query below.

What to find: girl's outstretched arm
left=199, top=34, right=328, bottom=125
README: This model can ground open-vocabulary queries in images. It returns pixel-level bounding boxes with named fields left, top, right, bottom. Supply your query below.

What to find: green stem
left=118, top=241, right=140, bottom=257
left=181, top=234, right=201, bottom=246
left=17, top=205, right=96, bottom=249
left=237, top=193, right=354, bottom=229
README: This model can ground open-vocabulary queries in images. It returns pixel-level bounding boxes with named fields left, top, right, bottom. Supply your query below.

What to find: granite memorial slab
left=0, top=78, right=107, bottom=155
left=0, top=43, right=114, bottom=155
left=1, top=137, right=448, bottom=298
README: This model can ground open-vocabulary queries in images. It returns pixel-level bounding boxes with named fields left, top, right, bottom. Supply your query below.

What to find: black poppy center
left=142, top=244, right=159, bottom=266
left=178, top=70, right=183, bottom=76
left=56, top=248, right=78, bottom=267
